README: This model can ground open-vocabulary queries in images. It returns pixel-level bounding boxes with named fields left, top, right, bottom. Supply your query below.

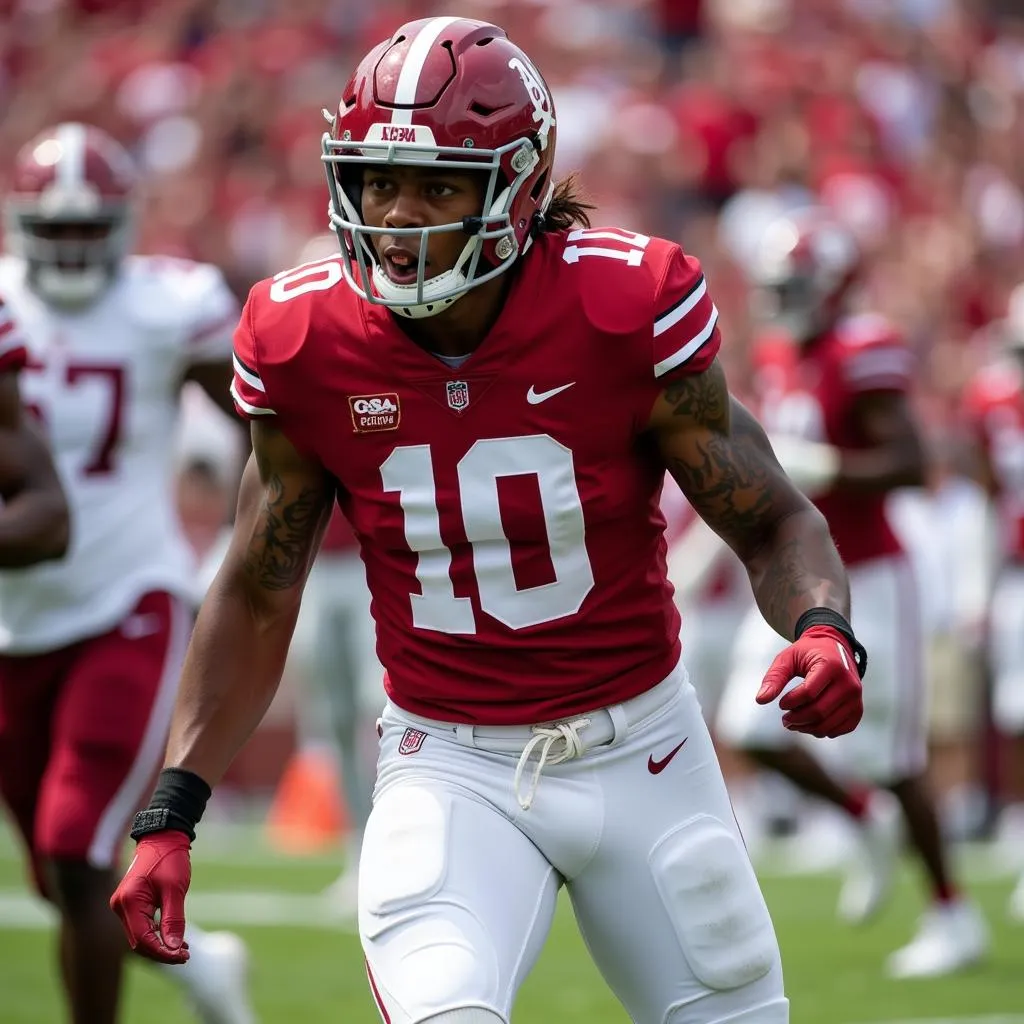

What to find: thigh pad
left=650, top=814, right=778, bottom=992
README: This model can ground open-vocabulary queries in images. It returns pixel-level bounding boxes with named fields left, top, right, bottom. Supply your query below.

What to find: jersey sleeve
left=838, top=318, right=914, bottom=395
left=651, top=246, right=721, bottom=380
left=230, top=290, right=277, bottom=420
left=180, top=262, right=241, bottom=364
left=0, top=295, right=28, bottom=374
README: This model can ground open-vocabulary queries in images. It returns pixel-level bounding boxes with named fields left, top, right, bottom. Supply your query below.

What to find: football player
left=112, top=19, right=869, bottom=1024
left=716, top=210, right=989, bottom=976
left=963, top=282, right=1024, bottom=921
left=0, top=123, right=254, bottom=1024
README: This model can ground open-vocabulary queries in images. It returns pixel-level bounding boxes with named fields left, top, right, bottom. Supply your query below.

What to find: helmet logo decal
left=508, top=57, right=555, bottom=147
left=380, top=125, right=416, bottom=143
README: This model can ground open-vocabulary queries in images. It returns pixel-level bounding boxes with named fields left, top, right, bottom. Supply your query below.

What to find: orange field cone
left=265, top=747, right=350, bottom=853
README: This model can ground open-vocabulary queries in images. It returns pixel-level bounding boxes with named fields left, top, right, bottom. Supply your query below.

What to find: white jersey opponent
left=0, top=254, right=238, bottom=653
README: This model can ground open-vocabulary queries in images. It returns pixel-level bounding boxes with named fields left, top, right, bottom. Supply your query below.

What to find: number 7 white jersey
left=0, top=255, right=239, bottom=653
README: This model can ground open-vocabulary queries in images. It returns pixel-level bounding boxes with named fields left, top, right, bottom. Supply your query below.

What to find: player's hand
left=110, top=831, right=192, bottom=964
left=755, top=625, right=864, bottom=738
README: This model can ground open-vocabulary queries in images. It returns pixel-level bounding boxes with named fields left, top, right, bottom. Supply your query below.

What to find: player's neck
left=392, top=272, right=513, bottom=358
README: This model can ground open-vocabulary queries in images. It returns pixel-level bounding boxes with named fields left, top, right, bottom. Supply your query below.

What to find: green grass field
left=1, top=825, right=1022, bottom=1024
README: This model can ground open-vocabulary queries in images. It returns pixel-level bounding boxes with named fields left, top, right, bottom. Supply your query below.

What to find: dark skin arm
left=831, top=391, right=926, bottom=493
left=163, top=419, right=334, bottom=784
left=650, top=358, right=850, bottom=639
left=0, top=371, right=69, bottom=566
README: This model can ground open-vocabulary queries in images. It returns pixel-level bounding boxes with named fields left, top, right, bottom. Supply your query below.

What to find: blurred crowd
left=3, top=0, right=1023, bottom=410
left=3, top=0, right=1024, bottom=838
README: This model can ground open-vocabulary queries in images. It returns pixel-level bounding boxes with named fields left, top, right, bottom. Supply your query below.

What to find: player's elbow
left=28, top=490, right=71, bottom=564
left=42, top=492, right=71, bottom=561
left=743, top=502, right=831, bottom=580
left=0, top=488, right=71, bottom=567
left=211, top=551, right=305, bottom=635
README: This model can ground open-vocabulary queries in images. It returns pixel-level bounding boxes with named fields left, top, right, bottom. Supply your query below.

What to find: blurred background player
left=0, top=122, right=254, bottom=1024
left=715, top=209, right=989, bottom=977
left=964, top=282, right=1024, bottom=921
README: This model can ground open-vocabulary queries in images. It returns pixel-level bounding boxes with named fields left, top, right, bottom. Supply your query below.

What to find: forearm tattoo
left=754, top=529, right=849, bottom=636
left=243, top=473, right=323, bottom=591
left=662, top=363, right=848, bottom=634
left=662, top=364, right=779, bottom=560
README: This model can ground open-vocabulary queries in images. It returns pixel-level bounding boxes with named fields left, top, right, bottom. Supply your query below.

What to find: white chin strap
left=371, top=234, right=479, bottom=320
left=371, top=264, right=469, bottom=320
left=33, top=266, right=110, bottom=308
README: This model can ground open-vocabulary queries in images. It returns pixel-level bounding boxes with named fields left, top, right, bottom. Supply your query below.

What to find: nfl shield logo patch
left=398, top=728, right=427, bottom=755
left=446, top=380, right=470, bottom=411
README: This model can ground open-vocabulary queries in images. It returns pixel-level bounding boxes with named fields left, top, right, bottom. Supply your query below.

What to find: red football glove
left=110, top=831, right=192, bottom=964
left=755, top=625, right=864, bottom=738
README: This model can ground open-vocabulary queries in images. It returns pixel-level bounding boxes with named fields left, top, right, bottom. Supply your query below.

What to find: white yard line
left=0, top=888, right=358, bottom=932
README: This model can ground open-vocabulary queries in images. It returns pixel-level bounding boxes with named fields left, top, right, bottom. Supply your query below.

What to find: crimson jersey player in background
left=964, top=286, right=1024, bottom=922
left=715, top=211, right=989, bottom=977
left=114, top=18, right=867, bottom=1024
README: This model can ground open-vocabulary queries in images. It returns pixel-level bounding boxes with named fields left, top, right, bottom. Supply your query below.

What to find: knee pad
left=650, top=815, right=780, bottom=992
left=421, top=1011, right=506, bottom=1024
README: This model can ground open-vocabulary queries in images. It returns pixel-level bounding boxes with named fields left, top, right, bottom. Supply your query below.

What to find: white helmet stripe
left=391, top=16, right=464, bottom=125
left=55, top=122, right=87, bottom=187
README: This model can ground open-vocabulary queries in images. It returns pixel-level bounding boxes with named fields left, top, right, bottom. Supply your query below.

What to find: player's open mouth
left=382, top=246, right=424, bottom=285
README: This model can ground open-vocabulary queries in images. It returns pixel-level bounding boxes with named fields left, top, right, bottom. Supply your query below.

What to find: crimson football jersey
left=964, top=358, right=1024, bottom=560
left=755, top=315, right=915, bottom=566
left=232, top=227, right=721, bottom=723
left=320, top=506, right=359, bottom=554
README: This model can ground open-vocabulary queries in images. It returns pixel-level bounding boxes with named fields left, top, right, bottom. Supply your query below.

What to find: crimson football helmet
left=322, top=16, right=557, bottom=319
left=4, top=122, right=136, bottom=308
left=750, top=209, right=862, bottom=344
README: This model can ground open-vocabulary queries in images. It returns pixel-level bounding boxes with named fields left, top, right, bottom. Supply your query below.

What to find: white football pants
left=359, top=662, right=788, bottom=1024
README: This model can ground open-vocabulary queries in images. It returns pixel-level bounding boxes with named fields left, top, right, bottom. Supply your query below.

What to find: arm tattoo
left=755, top=530, right=848, bottom=635
left=662, top=362, right=727, bottom=423
left=660, top=362, right=849, bottom=634
left=243, top=473, right=323, bottom=591
left=662, top=364, right=781, bottom=560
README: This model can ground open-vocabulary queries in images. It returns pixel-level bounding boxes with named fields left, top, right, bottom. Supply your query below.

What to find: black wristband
left=129, top=767, right=212, bottom=843
left=793, top=607, right=868, bottom=680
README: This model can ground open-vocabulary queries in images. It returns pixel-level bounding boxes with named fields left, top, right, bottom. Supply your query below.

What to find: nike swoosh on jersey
left=647, top=738, right=689, bottom=775
left=527, top=382, right=575, bottom=404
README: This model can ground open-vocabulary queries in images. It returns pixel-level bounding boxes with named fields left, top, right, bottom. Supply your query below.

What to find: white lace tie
left=513, top=718, right=591, bottom=811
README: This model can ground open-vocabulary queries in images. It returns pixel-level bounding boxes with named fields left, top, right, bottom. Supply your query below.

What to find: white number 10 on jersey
left=381, top=435, right=595, bottom=633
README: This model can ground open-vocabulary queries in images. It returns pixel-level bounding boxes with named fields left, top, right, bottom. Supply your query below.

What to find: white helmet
left=4, top=122, right=136, bottom=308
